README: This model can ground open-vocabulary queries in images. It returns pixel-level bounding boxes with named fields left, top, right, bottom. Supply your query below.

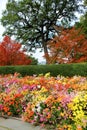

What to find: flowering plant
left=0, top=73, right=87, bottom=130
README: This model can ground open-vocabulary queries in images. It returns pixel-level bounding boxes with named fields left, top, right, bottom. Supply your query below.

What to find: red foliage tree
left=45, top=27, right=87, bottom=64
left=0, top=36, right=31, bottom=66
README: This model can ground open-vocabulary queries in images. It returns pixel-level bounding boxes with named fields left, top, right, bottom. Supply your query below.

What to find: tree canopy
left=1, top=0, right=84, bottom=63
left=75, top=0, right=87, bottom=37
left=45, top=27, right=87, bottom=64
left=0, top=36, right=31, bottom=66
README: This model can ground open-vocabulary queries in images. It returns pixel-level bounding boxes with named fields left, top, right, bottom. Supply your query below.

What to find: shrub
left=0, top=63, right=87, bottom=77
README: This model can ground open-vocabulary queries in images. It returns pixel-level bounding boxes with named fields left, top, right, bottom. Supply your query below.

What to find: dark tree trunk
left=42, top=41, right=49, bottom=64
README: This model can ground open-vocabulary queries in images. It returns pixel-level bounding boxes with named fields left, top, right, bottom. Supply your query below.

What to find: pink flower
left=40, top=123, right=45, bottom=128
left=58, top=107, right=61, bottom=110
left=0, top=104, right=3, bottom=110
left=22, top=85, right=29, bottom=90
left=40, top=117, right=45, bottom=122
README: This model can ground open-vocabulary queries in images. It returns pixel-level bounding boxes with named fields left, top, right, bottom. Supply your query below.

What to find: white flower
left=36, top=103, right=40, bottom=107
left=37, top=106, right=41, bottom=112
left=32, top=108, right=36, bottom=112
left=37, top=85, right=41, bottom=89
left=34, top=116, right=38, bottom=119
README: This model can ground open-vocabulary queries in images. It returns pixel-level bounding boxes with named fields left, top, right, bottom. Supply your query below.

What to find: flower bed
left=0, top=73, right=87, bottom=130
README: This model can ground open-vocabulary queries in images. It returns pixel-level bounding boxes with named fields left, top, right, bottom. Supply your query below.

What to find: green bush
left=0, top=63, right=87, bottom=77
left=28, top=56, right=38, bottom=65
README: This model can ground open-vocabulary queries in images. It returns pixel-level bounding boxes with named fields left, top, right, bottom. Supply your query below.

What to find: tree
left=0, top=36, right=31, bottom=66
left=29, top=56, right=38, bottom=65
left=45, top=27, right=87, bottom=64
left=1, top=0, right=84, bottom=63
left=75, top=0, right=87, bottom=37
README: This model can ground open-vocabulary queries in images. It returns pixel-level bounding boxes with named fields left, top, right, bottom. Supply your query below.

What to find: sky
left=0, top=0, right=46, bottom=64
left=0, top=0, right=8, bottom=41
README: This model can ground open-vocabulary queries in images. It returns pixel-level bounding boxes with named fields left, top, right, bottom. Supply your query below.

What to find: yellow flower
left=60, top=112, right=64, bottom=116
left=44, top=72, right=50, bottom=78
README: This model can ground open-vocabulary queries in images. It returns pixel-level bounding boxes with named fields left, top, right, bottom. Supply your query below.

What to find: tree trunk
left=42, top=41, right=50, bottom=64
left=41, top=25, right=50, bottom=64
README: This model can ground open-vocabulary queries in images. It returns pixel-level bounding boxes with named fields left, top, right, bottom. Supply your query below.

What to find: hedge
left=0, top=63, right=87, bottom=77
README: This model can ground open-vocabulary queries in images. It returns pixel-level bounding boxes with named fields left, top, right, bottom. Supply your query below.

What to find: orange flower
left=46, top=113, right=51, bottom=119
left=29, top=110, right=34, bottom=117
left=9, top=101, right=14, bottom=105
left=7, top=112, right=12, bottom=116
left=3, top=106, right=9, bottom=112
left=77, top=126, right=82, bottom=130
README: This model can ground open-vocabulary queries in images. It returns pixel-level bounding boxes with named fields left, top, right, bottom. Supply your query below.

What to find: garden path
left=0, top=118, right=45, bottom=130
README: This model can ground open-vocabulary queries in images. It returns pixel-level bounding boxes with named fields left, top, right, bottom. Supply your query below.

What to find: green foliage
left=75, top=1, right=87, bottom=37
left=0, top=63, right=87, bottom=77
left=1, top=0, right=83, bottom=55
left=29, top=56, right=38, bottom=65
left=75, top=15, right=87, bottom=38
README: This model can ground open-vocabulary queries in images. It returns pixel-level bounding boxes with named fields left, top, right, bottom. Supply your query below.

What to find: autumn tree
left=0, top=0, right=84, bottom=63
left=45, top=27, right=87, bottom=64
left=0, top=36, right=31, bottom=66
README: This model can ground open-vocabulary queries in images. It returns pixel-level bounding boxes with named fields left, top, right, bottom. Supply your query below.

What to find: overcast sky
left=0, top=0, right=45, bottom=63
left=0, top=0, right=8, bottom=41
